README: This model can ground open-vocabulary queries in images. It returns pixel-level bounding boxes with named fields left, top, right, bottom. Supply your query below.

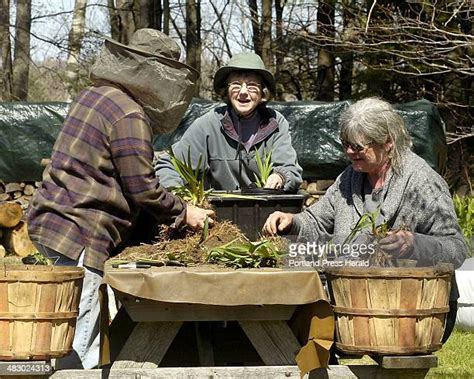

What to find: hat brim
left=213, top=66, right=276, bottom=95
left=103, top=37, right=199, bottom=80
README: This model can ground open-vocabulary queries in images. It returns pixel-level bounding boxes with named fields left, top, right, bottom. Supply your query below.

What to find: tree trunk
left=153, top=0, right=163, bottom=31
left=108, top=0, right=120, bottom=40
left=110, top=0, right=135, bottom=44
left=108, top=0, right=136, bottom=44
left=260, top=0, right=272, bottom=69
left=338, top=52, right=353, bottom=101
left=339, top=4, right=354, bottom=101
left=64, top=0, right=87, bottom=100
left=459, top=5, right=473, bottom=123
left=0, top=0, right=13, bottom=101
left=186, top=0, right=201, bottom=93
left=134, top=0, right=162, bottom=30
left=248, top=0, right=260, bottom=56
left=12, top=0, right=32, bottom=101
left=274, top=0, right=284, bottom=98
left=315, top=0, right=335, bottom=101
left=134, top=0, right=148, bottom=28
left=163, top=0, right=170, bottom=34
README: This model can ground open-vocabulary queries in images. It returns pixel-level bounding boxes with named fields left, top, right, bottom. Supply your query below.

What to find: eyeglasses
left=228, top=81, right=262, bottom=94
left=340, top=139, right=373, bottom=152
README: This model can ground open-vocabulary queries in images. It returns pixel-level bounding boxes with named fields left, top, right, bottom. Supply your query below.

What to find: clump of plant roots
left=344, top=209, right=409, bottom=267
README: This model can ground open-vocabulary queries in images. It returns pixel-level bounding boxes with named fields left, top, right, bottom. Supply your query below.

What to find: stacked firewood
left=300, top=179, right=333, bottom=208
left=0, top=181, right=39, bottom=258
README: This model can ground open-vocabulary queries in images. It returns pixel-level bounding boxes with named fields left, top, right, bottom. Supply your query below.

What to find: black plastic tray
left=209, top=191, right=306, bottom=240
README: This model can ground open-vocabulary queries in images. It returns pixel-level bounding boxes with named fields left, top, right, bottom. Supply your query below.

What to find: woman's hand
left=263, top=211, right=294, bottom=236
left=378, top=230, right=414, bottom=258
left=264, top=173, right=284, bottom=189
left=185, top=205, right=215, bottom=231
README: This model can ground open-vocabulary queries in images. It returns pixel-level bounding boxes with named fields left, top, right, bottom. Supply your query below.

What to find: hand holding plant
left=378, top=230, right=414, bottom=258
left=185, top=205, right=215, bottom=231
left=265, top=173, right=284, bottom=189
left=344, top=209, right=411, bottom=267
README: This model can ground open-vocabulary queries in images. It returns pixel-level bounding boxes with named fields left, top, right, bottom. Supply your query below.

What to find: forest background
left=0, top=0, right=472, bottom=193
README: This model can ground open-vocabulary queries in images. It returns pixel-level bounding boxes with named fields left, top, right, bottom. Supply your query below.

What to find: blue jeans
left=34, top=244, right=102, bottom=369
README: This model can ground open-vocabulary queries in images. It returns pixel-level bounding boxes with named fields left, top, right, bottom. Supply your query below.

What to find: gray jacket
left=155, top=105, right=303, bottom=192
left=293, top=150, right=467, bottom=269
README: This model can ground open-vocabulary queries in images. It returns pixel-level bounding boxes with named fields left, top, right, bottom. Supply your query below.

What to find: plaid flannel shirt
left=27, top=85, right=185, bottom=271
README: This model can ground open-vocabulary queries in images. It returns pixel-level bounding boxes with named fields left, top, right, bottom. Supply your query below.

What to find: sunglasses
left=340, top=139, right=373, bottom=152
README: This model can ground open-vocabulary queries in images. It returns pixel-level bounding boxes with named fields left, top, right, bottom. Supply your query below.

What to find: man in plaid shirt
left=27, top=29, right=214, bottom=369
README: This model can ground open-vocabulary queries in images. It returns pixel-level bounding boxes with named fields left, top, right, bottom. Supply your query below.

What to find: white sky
left=29, top=0, right=109, bottom=61
left=25, top=0, right=310, bottom=63
left=27, top=0, right=248, bottom=64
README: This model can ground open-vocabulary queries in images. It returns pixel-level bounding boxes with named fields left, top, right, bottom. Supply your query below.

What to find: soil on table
left=113, top=220, right=277, bottom=267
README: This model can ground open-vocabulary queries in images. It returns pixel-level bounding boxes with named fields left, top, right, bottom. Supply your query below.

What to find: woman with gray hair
left=264, top=97, right=466, bottom=269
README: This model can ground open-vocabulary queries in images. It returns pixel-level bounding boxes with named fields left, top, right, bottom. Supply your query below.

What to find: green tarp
left=0, top=99, right=446, bottom=182
left=0, top=103, right=69, bottom=183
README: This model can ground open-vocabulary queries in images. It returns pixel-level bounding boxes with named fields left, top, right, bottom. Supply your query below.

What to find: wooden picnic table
left=98, top=265, right=439, bottom=378
left=99, top=266, right=333, bottom=374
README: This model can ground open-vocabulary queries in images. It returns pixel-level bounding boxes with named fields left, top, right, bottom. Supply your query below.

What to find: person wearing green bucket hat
left=156, top=52, right=303, bottom=192
left=27, top=28, right=214, bottom=370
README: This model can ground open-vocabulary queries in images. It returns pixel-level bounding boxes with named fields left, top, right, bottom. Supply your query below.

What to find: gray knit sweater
left=293, top=151, right=467, bottom=269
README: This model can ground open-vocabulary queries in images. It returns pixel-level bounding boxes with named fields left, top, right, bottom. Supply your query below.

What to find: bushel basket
left=0, top=265, right=84, bottom=360
left=326, top=264, right=453, bottom=355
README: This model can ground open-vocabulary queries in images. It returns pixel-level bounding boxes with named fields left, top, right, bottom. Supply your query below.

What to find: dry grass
left=112, top=221, right=247, bottom=266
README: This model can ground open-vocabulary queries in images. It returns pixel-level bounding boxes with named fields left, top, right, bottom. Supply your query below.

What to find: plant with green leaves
left=168, top=147, right=261, bottom=206
left=453, top=195, right=473, bottom=257
left=207, top=238, right=283, bottom=268
left=254, top=147, right=273, bottom=188
left=344, top=209, right=396, bottom=267
left=168, top=147, right=212, bottom=207
left=343, top=209, right=389, bottom=245
left=21, top=251, right=53, bottom=265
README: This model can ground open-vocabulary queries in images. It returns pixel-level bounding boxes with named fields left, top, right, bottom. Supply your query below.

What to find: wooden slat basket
left=0, top=264, right=84, bottom=360
left=326, top=264, right=453, bottom=355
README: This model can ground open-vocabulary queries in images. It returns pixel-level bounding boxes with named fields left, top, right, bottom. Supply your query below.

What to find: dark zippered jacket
left=155, top=105, right=303, bottom=192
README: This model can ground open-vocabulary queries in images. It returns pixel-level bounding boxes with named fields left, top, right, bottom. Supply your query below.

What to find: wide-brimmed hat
left=213, top=53, right=276, bottom=95
left=103, top=28, right=198, bottom=77
left=91, top=28, right=199, bottom=135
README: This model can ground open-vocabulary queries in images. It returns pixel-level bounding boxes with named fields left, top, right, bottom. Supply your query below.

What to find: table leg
left=108, top=306, right=136, bottom=363
left=239, top=320, right=301, bottom=365
left=194, top=321, right=215, bottom=366
left=111, top=321, right=183, bottom=368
